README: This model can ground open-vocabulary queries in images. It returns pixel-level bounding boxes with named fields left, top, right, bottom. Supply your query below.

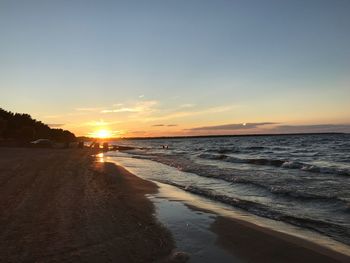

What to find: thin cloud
left=75, top=107, right=103, bottom=112
left=144, top=105, right=235, bottom=122
left=85, top=120, right=121, bottom=126
left=44, top=111, right=88, bottom=119
left=186, top=123, right=350, bottom=133
left=101, top=108, right=141, bottom=113
left=188, top=122, right=277, bottom=131
left=128, top=130, right=146, bottom=134
left=101, top=100, right=158, bottom=114
left=152, top=124, right=178, bottom=127
left=179, top=104, right=195, bottom=108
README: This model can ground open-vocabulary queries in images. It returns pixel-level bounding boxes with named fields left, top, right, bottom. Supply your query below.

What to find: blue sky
left=1, top=0, right=349, bottom=136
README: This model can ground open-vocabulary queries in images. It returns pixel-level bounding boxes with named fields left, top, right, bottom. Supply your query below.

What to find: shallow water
left=105, top=155, right=350, bottom=257
left=107, top=134, right=350, bottom=245
left=150, top=195, right=238, bottom=263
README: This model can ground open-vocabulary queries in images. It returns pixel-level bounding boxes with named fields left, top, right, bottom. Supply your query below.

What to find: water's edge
left=104, top=153, right=350, bottom=258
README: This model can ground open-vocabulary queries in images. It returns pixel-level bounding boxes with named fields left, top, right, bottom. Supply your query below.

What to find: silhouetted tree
left=0, top=117, right=7, bottom=138
left=19, top=126, right=35, bottom=142
left=0, top=108, right=76, bottom=143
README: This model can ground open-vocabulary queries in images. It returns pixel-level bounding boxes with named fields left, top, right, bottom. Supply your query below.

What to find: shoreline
left=107, top=153, right=350, bottom=262
left=150, top=182, right=350, bottom=263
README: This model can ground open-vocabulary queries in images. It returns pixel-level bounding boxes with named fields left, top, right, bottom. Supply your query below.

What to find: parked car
left=30, top=139, right=53, bottom=148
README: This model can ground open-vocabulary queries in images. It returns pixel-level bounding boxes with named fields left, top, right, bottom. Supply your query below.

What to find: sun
left=93, top=129, right=112, bottom=139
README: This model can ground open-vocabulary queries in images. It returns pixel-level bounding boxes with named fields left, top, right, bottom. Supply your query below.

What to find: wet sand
left=211, top=216, right=348, bottom=263
left=148, top=182, right=349, bottom=263
left=0, top=148, right=173, bottom=262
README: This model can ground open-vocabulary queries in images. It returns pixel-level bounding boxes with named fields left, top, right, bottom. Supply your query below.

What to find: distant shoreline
left=78, top=132, right=347, bottom=141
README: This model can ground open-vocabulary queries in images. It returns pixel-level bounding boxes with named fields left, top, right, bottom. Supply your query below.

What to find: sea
left=106, top=134, right=350, bottom=246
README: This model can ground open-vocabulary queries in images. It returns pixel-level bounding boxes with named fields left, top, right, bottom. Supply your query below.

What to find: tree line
left=0, top=108, right=76, bottom=143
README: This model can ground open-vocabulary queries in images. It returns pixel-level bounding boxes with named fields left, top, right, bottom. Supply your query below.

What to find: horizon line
left=79, top=132, right=347, bottom=141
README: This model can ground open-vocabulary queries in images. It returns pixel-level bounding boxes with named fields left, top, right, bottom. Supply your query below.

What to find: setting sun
left=93, top=129, right=112, bottom=139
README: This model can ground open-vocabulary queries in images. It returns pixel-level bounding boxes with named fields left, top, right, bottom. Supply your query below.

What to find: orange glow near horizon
left=91, top=129, right=113, bottom=139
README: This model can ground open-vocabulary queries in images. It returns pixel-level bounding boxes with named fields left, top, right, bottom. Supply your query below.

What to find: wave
left=198, top=153, right=350, bottom=176
left=245, top=146, right=266, bottom=150
left=217, top=176, right=350, bottom=207
left=206, top=147, right=240, bottom=154
left=268, top=186, right=350, bottom=205
left=205, top=146, right=268, bottom=154
left=282, top=161, right=350, bottom=176
left=163, top=182, right=350, bottom=245
left=129, top=154, right=350, bottom=205
left=110, top=149, right=350, bottom=245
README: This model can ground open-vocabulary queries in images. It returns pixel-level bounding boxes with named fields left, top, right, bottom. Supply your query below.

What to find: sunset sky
left=1, top=0, right=349, bottom=137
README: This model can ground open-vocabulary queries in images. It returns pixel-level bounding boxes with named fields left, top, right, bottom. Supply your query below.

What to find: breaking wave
left=198, top=153, right=350, bottom=176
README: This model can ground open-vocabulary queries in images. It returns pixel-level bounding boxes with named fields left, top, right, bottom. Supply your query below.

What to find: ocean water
left=108, top=134, right=350, bottom=245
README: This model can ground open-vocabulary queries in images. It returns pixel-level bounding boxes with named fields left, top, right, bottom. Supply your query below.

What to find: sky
left=1, top=0, right=349, bottom=137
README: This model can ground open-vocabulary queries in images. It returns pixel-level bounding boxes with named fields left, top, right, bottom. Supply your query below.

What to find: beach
left=0, top=148, right=173, bottom=262
left=0, top=147, right=349, bottom=262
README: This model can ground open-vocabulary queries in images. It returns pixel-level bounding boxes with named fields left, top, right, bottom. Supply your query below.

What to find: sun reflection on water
left=96, top=153, right=105, bottom=163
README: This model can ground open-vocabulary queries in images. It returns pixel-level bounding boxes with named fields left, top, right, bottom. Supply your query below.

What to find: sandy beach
left=0, top=147, right=349, bottom=263
left=0, top=148, right=173, bottom=262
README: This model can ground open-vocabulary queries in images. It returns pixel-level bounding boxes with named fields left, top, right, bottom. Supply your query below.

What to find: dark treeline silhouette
left=0, top=108, right=76, bottom=143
